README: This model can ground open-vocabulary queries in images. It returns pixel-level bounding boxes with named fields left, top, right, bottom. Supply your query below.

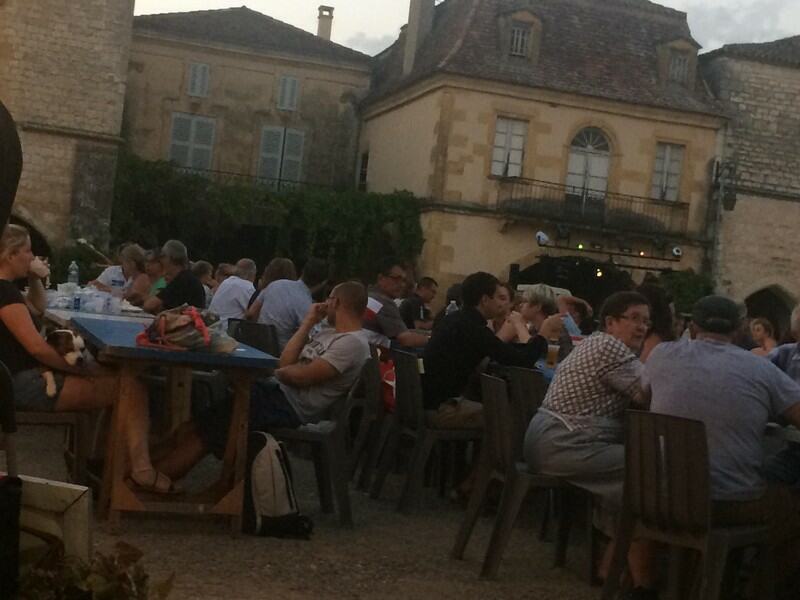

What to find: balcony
left=496, top=177, right=690, bottom=237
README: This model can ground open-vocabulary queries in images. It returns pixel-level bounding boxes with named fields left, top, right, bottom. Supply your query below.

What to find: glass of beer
left=546, top=342, right=560, bottom=369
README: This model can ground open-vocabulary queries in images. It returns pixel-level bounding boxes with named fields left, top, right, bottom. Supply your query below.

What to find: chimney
left=403, top=0, right=435, bottom=75
left=317, top=5, right=334, bottom=41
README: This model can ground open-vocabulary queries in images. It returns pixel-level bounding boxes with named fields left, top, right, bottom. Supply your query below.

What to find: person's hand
left=539, top=314, right=564, bottom=340
left=28, top=256, right=50, bottom=279
left=507, top=311, right=526, bottom=328
left=303, top=302, right=328, bottom=326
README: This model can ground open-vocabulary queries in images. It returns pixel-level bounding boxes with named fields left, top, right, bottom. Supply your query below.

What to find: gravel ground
left=11, top=426, right=598, bottom=600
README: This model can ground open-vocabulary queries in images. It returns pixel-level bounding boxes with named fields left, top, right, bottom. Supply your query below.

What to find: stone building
left=0, top=0, right=134, bottom=249
left=703, top=36, right=800, bottom=336
left=125, top=7, right=371, bottom=189
left=359, top=0, right=725, bottom=298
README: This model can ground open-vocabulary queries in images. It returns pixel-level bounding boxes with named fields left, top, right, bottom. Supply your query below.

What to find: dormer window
left=669, top=50, right=689, bottom=84
left=510, top=23, right=531, bottom=57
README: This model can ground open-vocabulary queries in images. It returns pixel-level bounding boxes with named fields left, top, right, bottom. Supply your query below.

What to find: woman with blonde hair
left=0, top=224, right=175, bottom=492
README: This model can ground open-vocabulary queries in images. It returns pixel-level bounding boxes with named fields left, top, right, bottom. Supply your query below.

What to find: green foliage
left=48, top=244, right=106, bottom=286
left=111, top=153, right=424, bottom=281
left=659, top=269, right=714, bottom=314
left=19, top=541, right=173, bottom=600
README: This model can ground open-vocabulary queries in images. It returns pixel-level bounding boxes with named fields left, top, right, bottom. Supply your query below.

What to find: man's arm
left=279, top=302, right=326, bottom=368
left=782, top=403, right=800, bottom=429
left=395, top=330, right=429, bottom=348
left=143, top=294, right=163, bottom=314
left=275, top=358, right=338, bottom=389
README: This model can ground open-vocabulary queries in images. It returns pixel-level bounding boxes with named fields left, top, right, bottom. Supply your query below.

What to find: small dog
left=42, top=329, right=86, bottom=397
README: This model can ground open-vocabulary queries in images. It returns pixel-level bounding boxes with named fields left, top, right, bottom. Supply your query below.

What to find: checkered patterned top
left=542, top=332, right=643, bottom=426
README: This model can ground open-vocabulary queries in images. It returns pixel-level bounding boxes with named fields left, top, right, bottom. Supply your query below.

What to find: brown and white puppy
left=42, top=329, right=85, bottom=397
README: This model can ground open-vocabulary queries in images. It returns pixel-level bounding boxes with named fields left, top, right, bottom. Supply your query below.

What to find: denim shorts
left=13, top=368, right=65, bottom=411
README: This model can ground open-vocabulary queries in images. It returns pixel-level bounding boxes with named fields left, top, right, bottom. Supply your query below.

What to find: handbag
left=136, top=305, right=237, bottom=353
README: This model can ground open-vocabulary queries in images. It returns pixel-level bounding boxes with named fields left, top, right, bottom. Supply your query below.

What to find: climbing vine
left=110, top=153, right=424, bottom=280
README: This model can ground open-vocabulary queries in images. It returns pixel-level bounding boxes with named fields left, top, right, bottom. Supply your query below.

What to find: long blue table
left=71, top=317, right=277, bottom=530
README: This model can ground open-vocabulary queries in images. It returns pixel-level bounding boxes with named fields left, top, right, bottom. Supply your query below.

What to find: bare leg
left=599, top=538, right=656, bottom=588
left=154, top=424, right=209, bottom=481
left=57, top=373, right=171, bottom=488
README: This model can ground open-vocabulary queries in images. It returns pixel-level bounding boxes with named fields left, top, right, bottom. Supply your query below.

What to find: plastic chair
left=346, top=347, right=384, bottom=488
left=270, top=358, right=377, bottom=528
left=227, top=319, right=279, bottom=357
left=602, top=411, right=773, bottom=600
left=370, top=350, right=482, bottom=513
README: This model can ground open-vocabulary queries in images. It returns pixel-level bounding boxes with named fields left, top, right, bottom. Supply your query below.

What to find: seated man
left=191, top=260, right=216, bottom=307
left=246, top=257, right=328, bottom=352
left=208, top=258, right=257, bottom=327
left=143, top=239, right=206, bottom=313
left=399, top=276, right=437, bottom=330
left=644, top=295, right=800, bottom=597
left=363, top=258, right=429, bottom=349
left=765, top=304, right=800, bottom=489
left=423, top=271, right=562, bottom=430
left=155, top=281, right=370, bottom=480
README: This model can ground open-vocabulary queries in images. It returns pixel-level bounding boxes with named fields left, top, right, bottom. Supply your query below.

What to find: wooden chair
left=227, top=319, right=280, bottom=357
left=370, top=350, right=482, bottom=513
left=14, top=411, right=93, bottom=485
left=602, top=411, right=772, bottom=600
left=270, top=359, right=377, bottom=528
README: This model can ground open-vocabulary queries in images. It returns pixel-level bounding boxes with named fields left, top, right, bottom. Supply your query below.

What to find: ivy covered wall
left=110, top=153, right=424, bottom=281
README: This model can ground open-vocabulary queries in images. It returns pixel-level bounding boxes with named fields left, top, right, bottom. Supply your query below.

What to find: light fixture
left=577, top=243, right=585, bottom=250
left=639, top=251, right=646, bottom=257
left=595, top=268, right=604, bottom=278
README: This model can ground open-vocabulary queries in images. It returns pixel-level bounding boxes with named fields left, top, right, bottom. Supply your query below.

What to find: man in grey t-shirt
left=154, top=281, right=371, bottom=480
left=643, top=296, right=800, bottom=592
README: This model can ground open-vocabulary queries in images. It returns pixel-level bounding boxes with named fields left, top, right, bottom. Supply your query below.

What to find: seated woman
left=90, top=243, right=150, bottom=304
left=524, top=291, right=655, bottom=597
left=0, top=225, right=174, bottom=493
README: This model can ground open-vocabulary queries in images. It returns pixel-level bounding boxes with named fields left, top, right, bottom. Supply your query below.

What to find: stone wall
left=704, top=56, right=800, bottom=310
left=0, top=0, right=134, bottom=247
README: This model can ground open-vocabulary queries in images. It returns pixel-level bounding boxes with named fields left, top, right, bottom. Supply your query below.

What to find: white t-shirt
left=208, top=275, right=254, bottom=326
left=96, top=265, right=131, bottom=292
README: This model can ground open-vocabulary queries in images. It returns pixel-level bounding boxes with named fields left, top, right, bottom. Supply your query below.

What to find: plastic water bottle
left=67, top=261, right=80, bottom=285
left=445, top=300, right=459, bottom=316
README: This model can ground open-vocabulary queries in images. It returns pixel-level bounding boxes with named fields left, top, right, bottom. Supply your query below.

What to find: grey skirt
left=524, top=409, right=624, bottom=511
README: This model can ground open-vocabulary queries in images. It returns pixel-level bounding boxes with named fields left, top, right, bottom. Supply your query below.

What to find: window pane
left=193, top=120, right=214, bottom=146
left=259, top=156, right=280, bottom=180
left=169, top=143, right=190, bottom=167
left=172, top=115, right=191, bottom=143
left=190, top=147, right=212, bottom=170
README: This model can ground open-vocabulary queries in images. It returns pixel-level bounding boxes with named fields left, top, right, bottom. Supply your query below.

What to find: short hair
left=145, top=248, right=161, bottom=263
left=377, top=256, right=403, bottom=278
left=599, top=291, right=650, bottom=331
left=417, top=276, right=438, bottom=289
left=235, top=258, right=257, bottom=280
left=751, top=317, right=775, bottom=338
left=161, top=239, right=189, bottom=267
left=301, top=257, right=328, bottom=288
left=461, top=272, right=500, bottom=308
left=262, top=258, right=296, bottom=287
left=0, top=223, right=29, bottom=262
left=215, top=262, right=235, bottom=279
left=333, top=280, right=367, bottom=316
left=119, top=243, right=146, bottom=274
left=445, top=283, right=463, bottom=305
left=521, top=289, right=558, bottom=316
left=191, top=260, right=213, bottom=279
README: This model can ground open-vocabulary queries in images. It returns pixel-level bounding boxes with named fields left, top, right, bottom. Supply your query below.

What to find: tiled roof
left=703, top=36, right=800, bottom=69
left=133, top=6, right=370, bottom=67
left=368, top=0, right=719, bottom=116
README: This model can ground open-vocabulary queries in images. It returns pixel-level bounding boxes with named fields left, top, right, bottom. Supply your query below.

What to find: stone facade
left=703, top=50, right=800, bottom=331
left=0, top=0, right=134, bottom=248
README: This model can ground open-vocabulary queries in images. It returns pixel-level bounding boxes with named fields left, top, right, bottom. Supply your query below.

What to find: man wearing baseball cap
left=642, top=295, right=800, bottom=597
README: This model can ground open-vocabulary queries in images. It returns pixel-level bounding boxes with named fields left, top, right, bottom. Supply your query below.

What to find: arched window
left=566, top=127, right=611, bottom=198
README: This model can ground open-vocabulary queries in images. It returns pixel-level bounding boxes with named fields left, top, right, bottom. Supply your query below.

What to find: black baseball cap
left=691, top=295, right=741, bottom=334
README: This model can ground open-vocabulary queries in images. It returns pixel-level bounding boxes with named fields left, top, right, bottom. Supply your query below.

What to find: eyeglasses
left=618, top=315, right=651, bottom=328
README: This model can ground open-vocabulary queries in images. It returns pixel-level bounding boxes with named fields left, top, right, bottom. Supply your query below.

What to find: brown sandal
left=129, top=469, right=180, bottom=495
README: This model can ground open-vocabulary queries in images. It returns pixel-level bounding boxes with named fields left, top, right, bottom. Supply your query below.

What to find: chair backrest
left=0, top=360, right=18, bottom=477
left=227, top=319, right=279, bottom=357
left=480, top=374, right=515, bottom=474
left=392, top=350, right=426, bottom=430
left=505, top=366, right=547, bottom=460
left=361, top=348, right=383, bottom=418
left=625, top=410, right=711, bottom=535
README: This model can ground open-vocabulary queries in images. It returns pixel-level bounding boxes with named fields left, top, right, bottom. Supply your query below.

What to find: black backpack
left=242, top=431, right=313, bottom=539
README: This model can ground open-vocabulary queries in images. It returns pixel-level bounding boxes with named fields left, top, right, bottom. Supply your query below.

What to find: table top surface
left=71, top=316, right=277, bottom=369
left=45, top=308, right=155, bottom=327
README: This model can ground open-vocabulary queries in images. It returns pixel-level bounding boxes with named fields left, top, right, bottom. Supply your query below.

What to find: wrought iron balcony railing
left=497, top=177, right=690, bottom=236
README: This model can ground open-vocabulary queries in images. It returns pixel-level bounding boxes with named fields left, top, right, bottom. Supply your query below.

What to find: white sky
left=133, top=0, right=800, bottom=56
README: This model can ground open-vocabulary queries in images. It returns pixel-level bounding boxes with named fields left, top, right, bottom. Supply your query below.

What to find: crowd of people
left=2, top=223, right=800, bottom=598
